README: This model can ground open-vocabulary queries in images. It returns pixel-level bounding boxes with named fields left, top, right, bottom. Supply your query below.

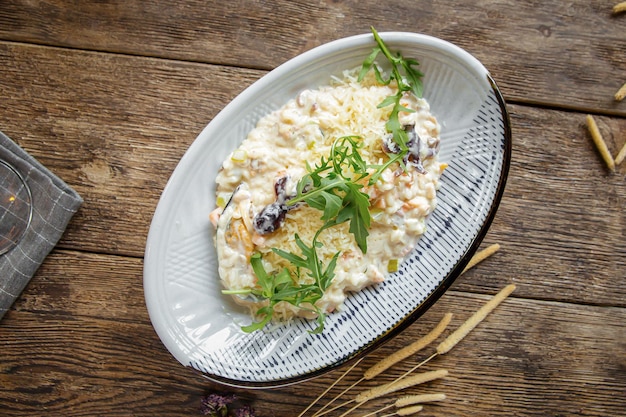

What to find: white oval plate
left=144, top=32, right=511, bottom=388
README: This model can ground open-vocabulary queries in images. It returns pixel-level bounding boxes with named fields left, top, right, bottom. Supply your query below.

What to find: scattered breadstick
left=615, top=142, right=626, bottom=166
left=585, top=114, right=615, bottom=172
left=364, top=313, right=453, bottom=380
left=437, top=284, right=516, bottom=355
left=355, top=370, right=448, bottom=403
left=613, top=2, right=626, bottom=14
left=615, top=83, right=626, bottom=101
left=461, top=243, right=501, bottom=274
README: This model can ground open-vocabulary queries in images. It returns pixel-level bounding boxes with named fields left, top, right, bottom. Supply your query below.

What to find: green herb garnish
left=224, top=233, right=338, bottom=334
left=359, top=26, right=424, bottom=185
left=288, top=136, right=371, bottom=254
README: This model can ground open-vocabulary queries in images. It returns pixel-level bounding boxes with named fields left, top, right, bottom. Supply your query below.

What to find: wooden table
left=1, top=1, right=624, bottom=416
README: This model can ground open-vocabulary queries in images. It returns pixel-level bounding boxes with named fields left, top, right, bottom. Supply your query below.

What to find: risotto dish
left=210, top=41, right=446, bottom=332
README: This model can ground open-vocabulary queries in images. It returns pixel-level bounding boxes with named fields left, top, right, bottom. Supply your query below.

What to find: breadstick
left=613, top=2, right=626, bottom=14
left=355, top=370, right=448, bottom=403
left=437, top=284, right=516, bottom=355
left=461, top=243, right=500, bottom=274
left=364, top=313, right=453, bottom=380
left=585, top=115, right=615, bottom=172
left=615, top=83, right=626, bottom=102
left=395, top=393, right=446, bottom=407
left=615, top=142, right=626, bottom=166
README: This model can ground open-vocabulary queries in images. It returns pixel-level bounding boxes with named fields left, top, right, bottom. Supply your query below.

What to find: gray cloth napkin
left=0, top=131, right=83, bottom=321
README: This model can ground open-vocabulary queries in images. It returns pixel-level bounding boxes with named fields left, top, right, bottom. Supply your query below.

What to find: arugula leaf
left=359, top=27, right=424, bottom=185
left=233, top=235, right=339, bottom=334
left=289, top=136, right=371, bottom=253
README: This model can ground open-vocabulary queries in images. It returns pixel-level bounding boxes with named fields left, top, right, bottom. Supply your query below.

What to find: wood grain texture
left=0, top=41, right=263, bottom=257
left=1, top=40, right=624, bottom=307
left=1, top=252, right=624, bottom=416
left=0, top=0, right=625, bottom=115
left=0, top=1, right=624, bottom=415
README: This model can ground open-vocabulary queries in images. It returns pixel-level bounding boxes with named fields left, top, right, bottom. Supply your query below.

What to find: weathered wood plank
left=0, top=0, right=625, bottom=114
left=1, top=250, right=624, bottom=416
left=455, top=110, right=626, bottom=307
left=0, top=41, right=624, bottom=307
left=0, top=41, right=263, bottom=256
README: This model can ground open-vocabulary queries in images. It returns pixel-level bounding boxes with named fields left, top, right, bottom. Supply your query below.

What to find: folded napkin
left=0, top=131, right=83, bottom=321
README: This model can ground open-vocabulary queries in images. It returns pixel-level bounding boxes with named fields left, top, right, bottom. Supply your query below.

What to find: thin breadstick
left=364, top=313, right=453, bottom=380
left=395, top=393, right=446, bottom=407
left=613, top=2, right=626, bottom=14
left=355, top=369, right=448, bottom=403
left=585, top=115, right=615, bottom=172
left=437, top=284, right=516, bottom=355
left=615, top=82, right=626, bottom=101
left=461, top=243, right=501, bottom=274
left=614, top=142, right=626, bottom=166
left=396, top=405, right=424, bottom=416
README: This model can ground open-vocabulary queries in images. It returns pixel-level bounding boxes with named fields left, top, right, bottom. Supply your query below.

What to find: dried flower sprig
left=437, top=284, right=516, bottom=354
left=355, top=370, right=448, bottom=404
left=310, top=313, right=451, bottom=417
left=201, top=393, right=236, bottom=416
left=389, top=283, right=517, bottom=385
left=364, top=313, right=453, bottom=380
left=200, top=393, right=256, bottom=417
left=361, top=393, right=446, bottom=417
left=384, top=404, right=423, bottom=416
left=233, top=405, right=256, bottom=417
left=303, top=249, right=505, bottom=417
left=296, top=358, right=365, bottom=417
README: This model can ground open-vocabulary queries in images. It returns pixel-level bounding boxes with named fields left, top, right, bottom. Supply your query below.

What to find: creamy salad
left=210, top=68, right=445, bottom=326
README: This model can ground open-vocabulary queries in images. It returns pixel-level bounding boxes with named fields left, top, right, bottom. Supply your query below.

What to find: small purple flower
left=233, top=404, right=256, bottom=417
left=200, top=393, right=237, bottom=416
